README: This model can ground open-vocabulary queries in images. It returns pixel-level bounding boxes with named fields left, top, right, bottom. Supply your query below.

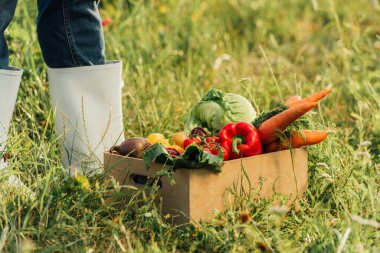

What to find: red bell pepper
left=219, top=122, right=262, bottom=160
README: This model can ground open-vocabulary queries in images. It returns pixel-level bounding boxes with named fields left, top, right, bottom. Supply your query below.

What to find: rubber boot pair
left=0, top=62, right=124, bottom=189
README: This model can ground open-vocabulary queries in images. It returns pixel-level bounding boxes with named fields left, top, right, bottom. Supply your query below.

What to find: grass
left=1, top=0, right=379, bottom=252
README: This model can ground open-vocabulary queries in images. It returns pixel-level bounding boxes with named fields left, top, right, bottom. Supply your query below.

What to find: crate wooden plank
left=104, top=148, right=308, bottom=224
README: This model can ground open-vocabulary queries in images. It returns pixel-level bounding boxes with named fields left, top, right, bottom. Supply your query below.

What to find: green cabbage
left=185, top=89, right=256, bottom=132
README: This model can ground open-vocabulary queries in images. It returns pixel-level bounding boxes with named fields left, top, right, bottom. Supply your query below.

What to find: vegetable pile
left=111, top=88, right=331, bottom=172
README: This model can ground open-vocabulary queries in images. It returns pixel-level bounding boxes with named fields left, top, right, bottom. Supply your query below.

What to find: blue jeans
left=0, top=0, right=106, bottom=69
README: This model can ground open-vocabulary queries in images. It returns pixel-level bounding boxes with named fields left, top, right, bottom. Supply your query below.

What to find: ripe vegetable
left=183, top=134, right=229, bottom=160
left=286, top=89, right=332, bottom=107
left=203, top=136, right=229, bottom=160
left=112, top=137, right=151, bottom=158
left=185, top=89, right=257, bottom=132
left=264, top=130, right=328, bottom=152
left=171, top=144, right=184, bottom=154
left=201, top=145, right=228, bottom=160
left=209, top=143, right=230, bottom=161
left=190, top=127, right=209, bottom=137
left=166, top=148, right=181, bottom=158
left=286, top=95, right=302, bottom=105
left=146, top=133, right=171, bottom=148
left=172, top=132, right=188, bottom=148
left=183, top=138, right=201, bottom=149
left=263, top=141, right=280, bottom=153
left=252, top=104, right=289, bottom=129
left=280, top=130, right=328, bottom=149
left=205, top=136, right=219, bottom=144
left=219, top=122, right=262, bottom=160
left=258, top=102, right=318, bottom=144
left=147, top=133, right=185, bottom=154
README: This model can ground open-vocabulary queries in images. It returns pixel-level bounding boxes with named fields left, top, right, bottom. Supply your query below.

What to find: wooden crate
left=104, top=148, right=308, bottom=224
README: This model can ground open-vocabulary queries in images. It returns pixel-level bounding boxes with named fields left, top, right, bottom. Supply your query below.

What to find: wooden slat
left=104, top=148, right=308, bottom=224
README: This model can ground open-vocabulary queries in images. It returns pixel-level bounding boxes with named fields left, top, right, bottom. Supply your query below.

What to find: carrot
left=280, top=130, right=328, bottom=149
left=286, top=95, right=302, bottom=105
left=263, top=141, right=280, bottom=153
left=264, top=130, right=328, bottom=152
left=287, top=89, right=332, bottom=107
left=258, top=102, right=318, bottom=144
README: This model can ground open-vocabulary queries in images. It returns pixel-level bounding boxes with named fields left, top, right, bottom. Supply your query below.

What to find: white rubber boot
left=0, top=68, right=23, bottom=186
left=48, top=61, right=125, bottom=175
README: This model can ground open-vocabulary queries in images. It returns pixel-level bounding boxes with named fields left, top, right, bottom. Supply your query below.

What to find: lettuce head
left=185, top=89, right=256, bottom=132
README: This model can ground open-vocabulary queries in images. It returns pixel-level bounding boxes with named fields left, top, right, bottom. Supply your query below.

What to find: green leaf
left=142, top=143, right=224, bottom=173
left=142, top=143, right=174, bottom=165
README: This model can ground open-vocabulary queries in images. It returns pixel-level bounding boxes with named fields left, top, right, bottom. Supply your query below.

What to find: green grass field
left=1, top=0, right=379, bottom=252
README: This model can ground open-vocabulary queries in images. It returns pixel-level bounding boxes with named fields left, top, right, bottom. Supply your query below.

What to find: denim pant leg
left=0, top=0, right=18, bottom=69
left=37, top=0, right=106, bottom=68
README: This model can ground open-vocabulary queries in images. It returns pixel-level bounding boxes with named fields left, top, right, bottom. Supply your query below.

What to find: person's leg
left=0, top=0, right=30, bottom=192
left=0, top=68, right=24, bottom=186
left=37, top=0, right=124, bottom=174
left=0, top=0, right=18, bottom=69
left=37, top=0, right=106, bottom=68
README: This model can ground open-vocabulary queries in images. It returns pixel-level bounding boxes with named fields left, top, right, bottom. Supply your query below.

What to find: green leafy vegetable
left=142, top=143, right=224, bottom=173
left=141, top=142, right=174, bottom=165
left=185, top=89, right=257, bottom=132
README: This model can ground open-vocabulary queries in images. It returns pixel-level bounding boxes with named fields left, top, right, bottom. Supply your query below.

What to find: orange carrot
left=264, top=130, right=328, bottom=152
left=258, top=102, right=318, bottom=144
left=279, top=130, right=328, bottom=149
left=263, top=141, right=280, bottom=153
left=286, top=95, right=302, bottom=105
left=287, top=89, right=332, bottom=107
